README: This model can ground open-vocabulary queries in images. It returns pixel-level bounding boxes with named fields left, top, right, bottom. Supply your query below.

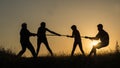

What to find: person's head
left=22, top=22, right=27, bottom=29
left=40, top=22, right=46, bottom=28
left=97, top=24, right=103, bottom=31
left=71, top=25, right=77, bottom=30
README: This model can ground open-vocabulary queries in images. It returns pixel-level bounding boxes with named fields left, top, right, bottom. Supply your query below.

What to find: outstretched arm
left=84, top=35, right=99, bottom=40
left=30, top=33, right=37, bottom=36
left=27, top=29, right=37, bottom=36
left=46, top=28, right=61, bottom=36
left=66, top=35, right=73, bottom=38
left=84, top=36, right=95, bottom=39
left=84, top=32, right=100, bottom=40
left=66, top=32, right=74, bottom=38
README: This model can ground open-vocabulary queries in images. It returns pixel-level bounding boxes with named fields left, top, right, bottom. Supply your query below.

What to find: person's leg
left=89, top=42, right=101, bottom=57
left=88, top=45, right=96, bottom=57
left=44, top=40, right=53, bottom=56
left=71, top=42, right=77, bottom=56
left=93, top=46, right=96, bottom=56
left=94, top=42, right=104, bottom=56
left=88, top=47, right=94, bottom=57
left=27, top=42, right=37, bottom=58
left=78, top=42, right=85, bottom=56
left=17, top=43, right=26, bottom=57
left=36, top=40, right=42, bottom=56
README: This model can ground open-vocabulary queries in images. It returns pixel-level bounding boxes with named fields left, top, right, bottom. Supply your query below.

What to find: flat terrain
left=0, top=49, right=120, bottom=68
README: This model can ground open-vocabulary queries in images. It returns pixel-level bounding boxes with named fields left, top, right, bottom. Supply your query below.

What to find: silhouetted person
left=67, top=25, right=85, bottom=56
left=37, top=22, right=61, bottom=56
left=17, top=23, right=37, bottom=57
left=85, top=24, right=109, bottom=56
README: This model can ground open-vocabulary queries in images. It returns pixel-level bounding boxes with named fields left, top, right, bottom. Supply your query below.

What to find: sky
left=0, top=0, right=120, bottom=57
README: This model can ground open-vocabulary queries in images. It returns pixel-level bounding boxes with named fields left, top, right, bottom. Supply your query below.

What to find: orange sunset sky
left=0, top=0, right=120, bottom=57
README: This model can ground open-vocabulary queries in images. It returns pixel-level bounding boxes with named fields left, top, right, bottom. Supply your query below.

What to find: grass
left=0, top=47, right=120, bottom=68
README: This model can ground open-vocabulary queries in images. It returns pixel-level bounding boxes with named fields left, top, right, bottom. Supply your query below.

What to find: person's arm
left=85, top=36, right=96, bottom=40
left=85, top=32, right=99, bottom=40
left=46, top=28, right=61, bottom=36
left=66, top=31, right=74, bottom=38
left=28, top=30, right=37, bottom=36
left=66, top=35, right=73, bottom=38
left=30, top=33, right=37, bottom=36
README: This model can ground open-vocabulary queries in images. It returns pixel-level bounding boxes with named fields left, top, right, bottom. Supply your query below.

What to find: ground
left=1, top=52, right=120, bottom=68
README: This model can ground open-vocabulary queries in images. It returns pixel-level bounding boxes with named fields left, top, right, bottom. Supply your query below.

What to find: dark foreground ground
left=0, top=50, right=120, bottom=68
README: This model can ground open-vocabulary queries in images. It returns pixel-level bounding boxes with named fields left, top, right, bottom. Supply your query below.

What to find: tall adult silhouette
left=36, top=22, right=61, bottom=56
left=85, top=24, right=109, bottom=56
left=67, top=25, right=85, bottom=56
left=17, top=23, right=37, bottom=57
